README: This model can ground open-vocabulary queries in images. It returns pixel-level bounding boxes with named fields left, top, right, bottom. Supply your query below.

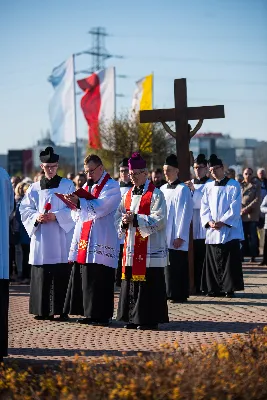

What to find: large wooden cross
left=140, top=78, right=225, bottom=292
left=140, top=78, right=225, bottom=181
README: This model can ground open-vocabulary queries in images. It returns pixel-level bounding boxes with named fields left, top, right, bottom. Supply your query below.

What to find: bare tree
left=87, top=114, right=175, bottom=173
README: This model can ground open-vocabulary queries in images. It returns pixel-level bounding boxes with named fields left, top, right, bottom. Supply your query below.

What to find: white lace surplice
left=69, top=172, right=121, bottom=268
left=20, top=178, right=75, bottom=265
left=161, top=182, right=193, bottom=251
left=200, top=179, right=244, bottom=244
left=114, top=179, right=168, bottom=268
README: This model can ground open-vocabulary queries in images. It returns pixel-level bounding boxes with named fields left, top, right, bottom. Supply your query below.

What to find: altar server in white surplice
left=20, top=147, right=75, bottom=321
left=161, top=154, right=193, bottom=303
left=116, top=158, right=133, bottom=287
left=0, top=167, right=14, bottom=362
left=200, top=154, right=244, bottom=298
left=63, top=154, right=121, bottom=326
left=115, top=152, right=168, bottom=331
left=185, top=154, right=211, bottom=293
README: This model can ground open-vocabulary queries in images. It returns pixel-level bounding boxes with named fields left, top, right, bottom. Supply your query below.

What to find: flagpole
left=113, top=67, right=117, bottom=178
left=150, top=71, right=154, bottom=171
left=72, top=54, right=78, bottom=174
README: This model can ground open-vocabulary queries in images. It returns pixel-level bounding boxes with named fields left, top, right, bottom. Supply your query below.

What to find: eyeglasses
left=128, top=171, right=145, bottom=177
left=194, top=166, right=205, bottom=170
left=209, top=166, right=222, bottom=172
left=84, top=164, right=101, bottom=175
left=120, top=169, right=129, bottom=173
left=42, top=164, right=58, bottom=170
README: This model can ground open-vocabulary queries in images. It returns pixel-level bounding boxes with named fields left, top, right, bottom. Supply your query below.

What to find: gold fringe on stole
left=121, top=272, right=126, bottom=280
left=132, top=275, right=146, bottom=282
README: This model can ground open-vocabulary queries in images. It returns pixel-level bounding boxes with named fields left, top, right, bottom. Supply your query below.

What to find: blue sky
left=0, top=0, right=266, bottom=153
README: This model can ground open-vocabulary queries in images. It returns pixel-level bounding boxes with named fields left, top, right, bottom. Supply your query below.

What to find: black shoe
left=169, top=298, right=188, bottom=303
left=124, top=323, right=138, bottom=329
left=34, top=315, right=54, bottom=321
left=250, top=257, right=256, bottom=262
left=76, top=318, right=94, bottom=324
left=206, top=292, right=215, bottom=297
left=259, top=261, right=267, bottom=266
left=54, top=314, right=69, bottom=322
left=225, top=292, right=235, bottom=298
left=91, top=320, right=110, bottom=327
left=137, top=324, right=158, bottom=331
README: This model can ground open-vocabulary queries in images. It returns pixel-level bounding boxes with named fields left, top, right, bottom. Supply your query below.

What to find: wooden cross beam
left=140, top=78, right=225, bottom=181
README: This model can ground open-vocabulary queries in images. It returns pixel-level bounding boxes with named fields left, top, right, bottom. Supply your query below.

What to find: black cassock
left=117, top=266, right=169, bottom=325
left=115, top=244, right=124, bottom=287
left=201, top=239, right=244, bottom=294
left=193, top=239, right=206, bottom=293
left=165, top=249, right=189, bottom=301
left=30, top=263, right=71, bottom=316
left=0, top=280, right=9, bottom=359
left=29, top=175, right=72, bottom=317
left=64, top=263, right=115, bottom=321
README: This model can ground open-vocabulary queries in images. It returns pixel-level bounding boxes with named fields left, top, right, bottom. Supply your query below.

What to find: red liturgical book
left=55, top=188, right=96, bottom=209
left=74, top=188, right=96, bottom=200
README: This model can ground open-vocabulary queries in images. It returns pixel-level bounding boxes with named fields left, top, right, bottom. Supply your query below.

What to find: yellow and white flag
left=130, top=74, right=153, bottom=152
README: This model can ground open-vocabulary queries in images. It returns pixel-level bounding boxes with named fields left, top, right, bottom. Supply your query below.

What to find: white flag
left=48, top=57, right=75, bottom=144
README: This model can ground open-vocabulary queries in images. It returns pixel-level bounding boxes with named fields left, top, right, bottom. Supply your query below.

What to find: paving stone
left=7, top=262, right=267, bottom=363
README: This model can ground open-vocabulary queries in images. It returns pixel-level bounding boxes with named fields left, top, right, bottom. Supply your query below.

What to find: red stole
left=122, top=181, right=155, bottom=281
left=77, top=173, right=110, bottom=264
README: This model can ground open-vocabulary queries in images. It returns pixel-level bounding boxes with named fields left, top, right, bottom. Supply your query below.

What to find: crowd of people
left=1, top=145, right=267, bottom=361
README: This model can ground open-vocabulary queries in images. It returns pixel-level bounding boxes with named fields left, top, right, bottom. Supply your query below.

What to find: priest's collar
left=132, top=184, right=145, bottom=195
left=88, top=171, right=107, bottom=187
left=214, top=176, right=230, bottom=187
left=167, top=178, right=181, bottom=189
left=120, top=181, right=133, bottom=188
left=193, top=176, right=209, bottom=184
left=40, top=174, right=62, bottom=190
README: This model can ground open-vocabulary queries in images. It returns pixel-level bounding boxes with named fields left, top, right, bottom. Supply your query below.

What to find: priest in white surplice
left=64, top=154, right=121, bottom=326
left=161, top=154, right=193, bottom=303
left=185, top=154, right=211, bottom=293
left=200, top=154, right=244, bottom=297
left=115, top=152, right=168, bottom=330
left=20, top=147, right=75, bottom=321
left=0, top=167, right=14, bottom=362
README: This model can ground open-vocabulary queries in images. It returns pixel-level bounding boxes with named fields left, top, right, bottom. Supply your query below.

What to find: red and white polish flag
left=77, top=67, right=115, bottom=149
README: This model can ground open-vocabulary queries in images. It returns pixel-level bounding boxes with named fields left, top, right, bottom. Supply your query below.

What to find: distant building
left=0, top=154, right=7, bottom=170
left=190, top=133, right=261, bottom=168
left=7, top=149, right=33, bottom=176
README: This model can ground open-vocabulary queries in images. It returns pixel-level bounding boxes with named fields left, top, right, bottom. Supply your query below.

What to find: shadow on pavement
left=163, top=320, right=267, bottom=333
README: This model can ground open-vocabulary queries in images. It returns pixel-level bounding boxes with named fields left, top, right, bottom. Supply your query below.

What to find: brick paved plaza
left=8, top=261, right=267, bottom=364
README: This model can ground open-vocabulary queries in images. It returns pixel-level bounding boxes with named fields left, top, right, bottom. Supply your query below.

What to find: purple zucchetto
left=128, top=152, right=146, bottom=170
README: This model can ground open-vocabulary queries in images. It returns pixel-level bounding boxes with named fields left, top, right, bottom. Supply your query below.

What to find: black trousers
left=21, top=244, right=31, bottom=279
left=0, top=280, right=9, bottom=359
left=242, top=221, right=258, bottom=258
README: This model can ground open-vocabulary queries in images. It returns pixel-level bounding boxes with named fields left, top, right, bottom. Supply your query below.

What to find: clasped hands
left=184, top=180, right=194, bottom=191
left=36, top=213, right=56, bottom=223
left=209, top=220, right=225, bottom=230
left=122, top=211, right=134, bottom=224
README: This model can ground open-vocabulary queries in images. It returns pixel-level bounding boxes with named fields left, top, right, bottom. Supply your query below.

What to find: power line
left=126, top=55, right=267, bottom=67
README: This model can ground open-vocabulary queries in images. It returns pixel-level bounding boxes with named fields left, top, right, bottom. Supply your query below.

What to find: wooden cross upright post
left=140, top=78, right=225, bottom=292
